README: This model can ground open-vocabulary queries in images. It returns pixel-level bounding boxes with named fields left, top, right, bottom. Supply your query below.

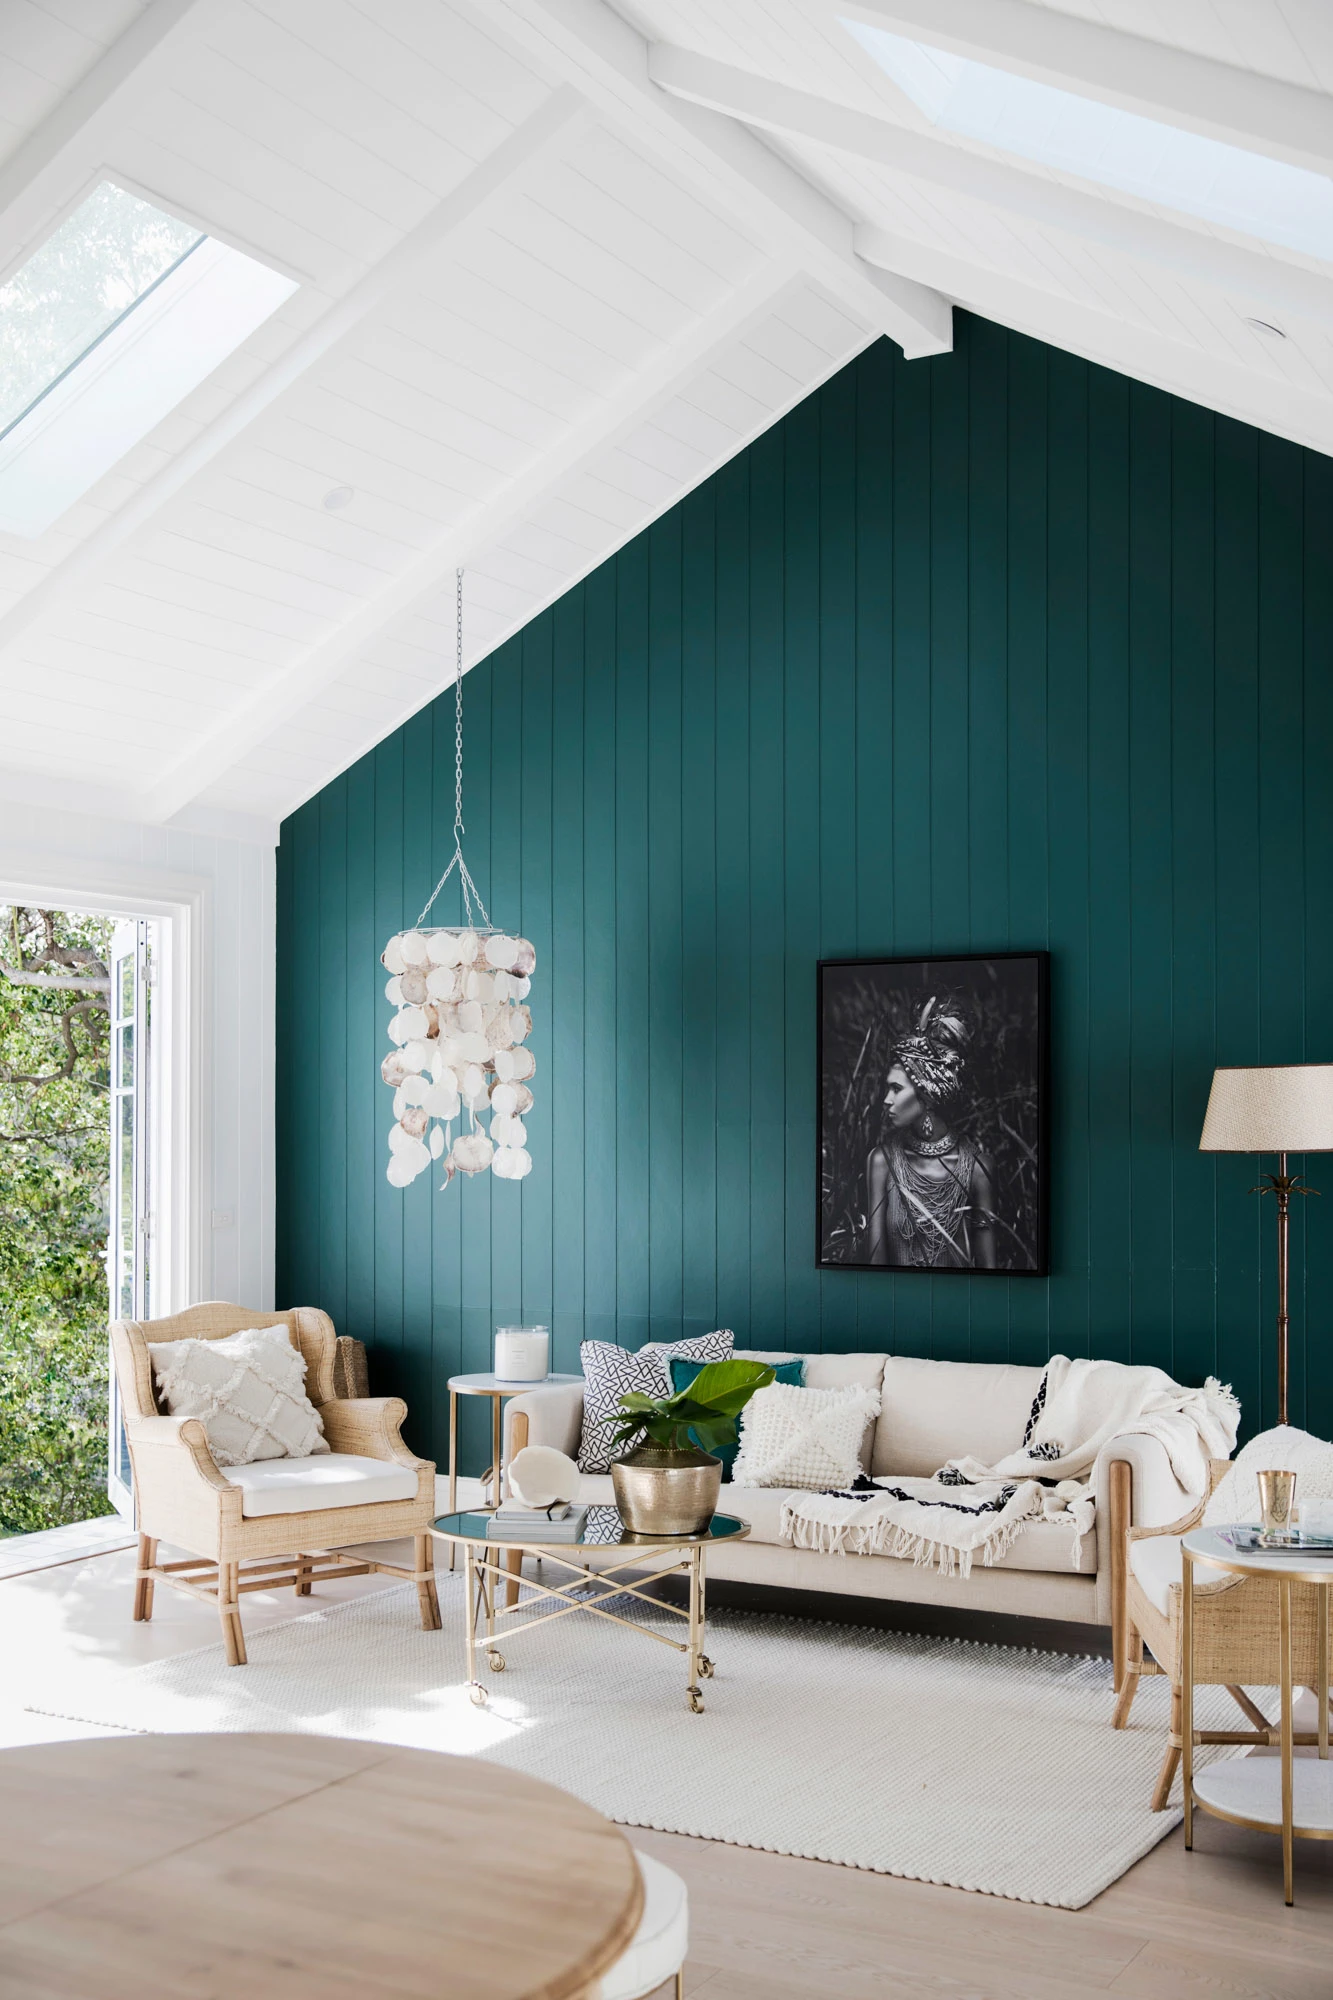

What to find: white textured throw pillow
left=732, top=1380, right=881, bottom=1492
left=1203, top=1424, right=1333, bottom=1527
left=577, top=1330, right=734, bottom=1472
left=150, top=1325, right=330, bottom=1468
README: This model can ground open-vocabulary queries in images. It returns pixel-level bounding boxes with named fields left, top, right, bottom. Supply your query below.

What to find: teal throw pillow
left=668, top=1354, right=805, bottom=1479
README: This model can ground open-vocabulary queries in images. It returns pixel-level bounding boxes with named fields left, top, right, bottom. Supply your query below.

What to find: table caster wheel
left=469, top=1684, right=487, bottom=1706
left=698, top=1655, right=714, bottom=1679
left=688, top=1687, right=705, bottom=1714
left=487, top=1651, right=506, bottom=1673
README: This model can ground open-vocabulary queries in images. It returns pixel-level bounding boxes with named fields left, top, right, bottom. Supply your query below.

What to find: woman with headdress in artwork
left=865, top=997, right=997, bottom=1269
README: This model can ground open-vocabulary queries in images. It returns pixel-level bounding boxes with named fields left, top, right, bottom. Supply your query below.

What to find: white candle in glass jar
left=494, top=1325, right=550, bottom=1381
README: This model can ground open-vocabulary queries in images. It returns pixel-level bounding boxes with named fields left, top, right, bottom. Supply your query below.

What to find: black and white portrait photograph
left=817, top=953, right=1049, bottom=1275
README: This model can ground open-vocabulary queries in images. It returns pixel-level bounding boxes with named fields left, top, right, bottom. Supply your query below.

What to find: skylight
left=843, top=19, right=1333, bottom=265
left=0, top=181, right=297, bottom=537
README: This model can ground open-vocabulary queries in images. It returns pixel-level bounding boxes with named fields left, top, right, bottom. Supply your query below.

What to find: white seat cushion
left=1129, top=1533, right=1183, bottom=1616
left=597, top=1850, right=688, bottom=2000
left=223, top=1452, right=418, bottom=1517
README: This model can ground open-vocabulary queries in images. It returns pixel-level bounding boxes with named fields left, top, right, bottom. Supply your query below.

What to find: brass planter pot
left=610, top=1444, right=722, bottom=1537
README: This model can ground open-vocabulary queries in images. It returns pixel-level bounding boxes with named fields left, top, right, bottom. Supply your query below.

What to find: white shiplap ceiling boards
left=1, top=0, right=1329, bottom=841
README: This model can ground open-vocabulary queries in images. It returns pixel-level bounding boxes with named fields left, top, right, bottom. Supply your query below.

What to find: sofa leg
left=219, top=1560, right=248, bottom=1667
left=1109, top=1459, right=1131, bottom=1692
left=133, top=1535, right=157, bottom=1622
left=505, top=1548, right=523, bottom=1608
left=415, top=1534, right=442, bottom=1631
left=1151, top=1683, right=1182, bottom=1811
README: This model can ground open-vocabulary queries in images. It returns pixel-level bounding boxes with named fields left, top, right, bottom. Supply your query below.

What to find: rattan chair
left=1113, top=1457, right=1331, bottom=1807
left=111, top=1302, right=441, bottom=1665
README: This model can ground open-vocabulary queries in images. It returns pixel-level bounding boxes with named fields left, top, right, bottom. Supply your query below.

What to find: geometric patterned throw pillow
left=149, top=1324, right=330, bottom=1468
left=576, top=1330, right=734, bottom=1472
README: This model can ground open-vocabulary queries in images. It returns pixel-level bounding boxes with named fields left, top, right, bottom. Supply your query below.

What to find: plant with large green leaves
left=610, top=1357, right=775, bottom=1459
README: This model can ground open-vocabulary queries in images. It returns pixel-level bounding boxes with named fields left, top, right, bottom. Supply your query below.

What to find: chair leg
left=415, top=1534, right=442, bottom=1631
left=133, top=1535, right=157, bottom=1622
left=1151, top=1682, right=1182, bottom=1812
left=1112, top=1623, right=1143, bottom=1729
left=295, top=1552, right=313, bottom=1597
left=219, top=1560, right=248, bottom=1667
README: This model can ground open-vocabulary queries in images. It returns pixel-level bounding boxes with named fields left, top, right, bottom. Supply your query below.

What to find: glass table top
left=432, top=1506, right=751, bottom=1548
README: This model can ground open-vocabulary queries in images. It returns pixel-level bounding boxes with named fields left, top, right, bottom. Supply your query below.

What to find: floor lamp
left=1199, top=1064, right=1333, bottom=1425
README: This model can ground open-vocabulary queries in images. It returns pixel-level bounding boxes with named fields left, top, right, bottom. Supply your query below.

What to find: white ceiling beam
left=0, top=91, right=587, bottom=669
left=143, top=263, right=812, bottom=823
left=0, top=0, right=209, bottom=283
left=855, top=224, right=1333, bottom=459
left=482, top=0, right=950, bottom=359
left=832, top=0, right=1333, bottom=176
left=649, top=46, right=1333, bottom=336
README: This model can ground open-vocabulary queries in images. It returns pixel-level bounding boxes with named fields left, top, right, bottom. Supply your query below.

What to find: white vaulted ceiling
left=1, top=0, right=1330, bottom=838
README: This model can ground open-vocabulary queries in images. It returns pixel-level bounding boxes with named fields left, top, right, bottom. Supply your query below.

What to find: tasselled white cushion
left=150, top=1324, right=329, bottom=1468
left=732, top=1380, right=881, bottom=1492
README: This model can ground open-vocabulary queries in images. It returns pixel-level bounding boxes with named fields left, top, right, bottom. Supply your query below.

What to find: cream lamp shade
left=1199, top=1064, right=1333, bottom=1153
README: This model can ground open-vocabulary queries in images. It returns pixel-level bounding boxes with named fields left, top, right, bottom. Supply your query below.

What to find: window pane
left=118, top=955, right=133, bottom=1021
left=119, top=1022, right=134, bottom=1090
left=0, top=182, right=201, bottom=436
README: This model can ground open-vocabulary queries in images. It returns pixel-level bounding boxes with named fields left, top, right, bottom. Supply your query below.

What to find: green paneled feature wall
left=278, top=312, right=1333, bottom=1465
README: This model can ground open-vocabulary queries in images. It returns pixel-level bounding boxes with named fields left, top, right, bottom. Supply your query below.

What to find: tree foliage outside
left=0, top=907, right=115, bottom=1534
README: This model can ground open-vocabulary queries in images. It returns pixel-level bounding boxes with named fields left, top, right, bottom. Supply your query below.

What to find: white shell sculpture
left=507, top=1445, right=579, bottom=1508
left=381, top=925, right=536, bottom=1189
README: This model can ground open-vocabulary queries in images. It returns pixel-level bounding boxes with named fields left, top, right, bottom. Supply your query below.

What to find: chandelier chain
left=416, top=568, right=493, bottom=932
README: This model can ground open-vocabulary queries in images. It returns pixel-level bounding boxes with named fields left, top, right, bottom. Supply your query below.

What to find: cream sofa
left=502, top=1350, right=1202, bottom=1681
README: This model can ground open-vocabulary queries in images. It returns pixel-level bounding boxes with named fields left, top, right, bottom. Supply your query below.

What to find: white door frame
left=0, top=856, right=209, bottom=1318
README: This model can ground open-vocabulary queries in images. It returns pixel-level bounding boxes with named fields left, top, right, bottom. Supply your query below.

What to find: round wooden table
left=0, top=1733, right=643, bottom=1999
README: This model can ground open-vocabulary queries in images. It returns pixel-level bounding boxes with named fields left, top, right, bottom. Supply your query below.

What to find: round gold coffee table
left=434, top=1506, right=750, bottom=1713
left=0, top=1732, right=642, bottom=1998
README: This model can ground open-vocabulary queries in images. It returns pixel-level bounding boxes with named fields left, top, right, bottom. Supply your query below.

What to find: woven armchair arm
left=317, top=1395, right=430, bottom=1473
left=1125, top=1458, right=1230, bottom=1544
left=125, top=1414, right=232, bottom=1492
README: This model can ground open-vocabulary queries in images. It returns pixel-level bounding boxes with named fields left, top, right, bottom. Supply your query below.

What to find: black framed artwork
left=817, top=952, right=1049, bottom=1276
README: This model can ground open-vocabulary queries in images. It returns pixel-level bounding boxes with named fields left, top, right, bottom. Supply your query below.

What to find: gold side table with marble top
left=1182, top=1523, right=1333, bottom=1905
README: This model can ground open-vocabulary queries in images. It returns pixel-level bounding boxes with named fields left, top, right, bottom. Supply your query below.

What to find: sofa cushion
left=723, top=1483, right=1097, bottom=1575
left=222, top=1452, right=418, bottom=1517
left=871, top=1355, right=1045, bottom=1478
left=669, top=1354, right=804, bottom=1477
left=738, top=1352, right=885, bottom=1468
left=732, top=1381, right=881, bottom=1491
left=577, top=1332, right=734, bottom=1472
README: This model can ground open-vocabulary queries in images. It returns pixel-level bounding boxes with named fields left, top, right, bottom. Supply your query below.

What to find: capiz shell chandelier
left=381, top=571, right=536, bottom=1190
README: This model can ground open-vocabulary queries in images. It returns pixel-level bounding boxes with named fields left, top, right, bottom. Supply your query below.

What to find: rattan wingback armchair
left=1113, top=1458, right=1331, bottom=1807
left=111, top=1302, right=441, bottom=1665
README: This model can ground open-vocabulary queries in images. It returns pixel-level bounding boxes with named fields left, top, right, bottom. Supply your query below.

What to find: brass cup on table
left=1257, top=1468, right=1298, bottom=1540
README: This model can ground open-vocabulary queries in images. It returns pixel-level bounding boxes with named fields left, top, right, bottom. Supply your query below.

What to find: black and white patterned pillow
left=577, top=1331, right=734, bottom=1472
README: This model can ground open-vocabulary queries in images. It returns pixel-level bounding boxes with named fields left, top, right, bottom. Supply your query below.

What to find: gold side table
left=446, top=1371, right=583, bottom=1511
left=1182, top=1524, right=1333, bottom=1905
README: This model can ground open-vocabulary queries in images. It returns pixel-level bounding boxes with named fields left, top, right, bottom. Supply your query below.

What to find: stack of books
left=486, top=1500, right=588, bottom=1542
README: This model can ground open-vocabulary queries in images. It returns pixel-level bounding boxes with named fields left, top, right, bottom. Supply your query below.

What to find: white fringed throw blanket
left=780, top=1357, right=1240, bottom=1577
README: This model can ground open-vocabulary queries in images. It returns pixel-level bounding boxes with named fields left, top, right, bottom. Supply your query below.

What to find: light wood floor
left=2, top=1543, right=1329, bottom=2000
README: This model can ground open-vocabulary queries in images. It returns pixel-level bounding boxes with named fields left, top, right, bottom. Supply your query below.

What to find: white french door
left=107, top=918, right=153, bottom=1517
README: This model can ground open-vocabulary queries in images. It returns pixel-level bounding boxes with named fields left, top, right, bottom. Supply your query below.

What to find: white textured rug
left=28, top=1576, right=1237, bottom=1910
